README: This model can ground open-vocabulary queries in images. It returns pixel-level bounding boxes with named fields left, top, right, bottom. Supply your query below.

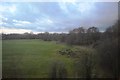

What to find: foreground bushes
left=49, top=61, right=67, bottom=78
left=57, top=47, right=97, bottom=78
left=96, top=38, right=119, bottom=78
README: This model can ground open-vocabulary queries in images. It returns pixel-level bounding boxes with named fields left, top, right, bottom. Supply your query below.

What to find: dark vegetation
left=49, top=61, right=67, bottom=78
left=2, top=26, right=100, bottom=46
left=2, top=20, right=119, bottom=79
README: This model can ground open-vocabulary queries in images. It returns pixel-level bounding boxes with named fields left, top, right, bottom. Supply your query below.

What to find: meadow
left=2, top=39, right=76, bottom=78
left=2, top=39, right=116, bottom=78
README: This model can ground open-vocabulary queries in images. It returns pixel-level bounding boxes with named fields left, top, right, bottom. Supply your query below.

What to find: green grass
left=2, top=39, right=97, bottom=78
left=2, top=39, right=75, bottom=78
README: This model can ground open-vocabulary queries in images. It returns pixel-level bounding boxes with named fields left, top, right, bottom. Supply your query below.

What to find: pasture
left=2, top=39, right=97, bottom=78
left=2, top=39, right=75, bottom=78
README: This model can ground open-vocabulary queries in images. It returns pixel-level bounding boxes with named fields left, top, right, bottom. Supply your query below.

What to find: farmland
left=2, top=38, right=118, bottom=78
left=2, top=39, right=76, bottom=78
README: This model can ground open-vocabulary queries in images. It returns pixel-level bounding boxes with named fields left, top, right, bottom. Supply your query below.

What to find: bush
left=49, top=61, right=67, bottom=78
left=96, top=38, right=119, bottom=78
left=58, top=47, right=97, bottom=78
left=58, top=48, right=75, bottom=57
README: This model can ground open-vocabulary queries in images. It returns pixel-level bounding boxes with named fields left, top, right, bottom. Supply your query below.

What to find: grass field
left=2, top=39, right=75, bottom=78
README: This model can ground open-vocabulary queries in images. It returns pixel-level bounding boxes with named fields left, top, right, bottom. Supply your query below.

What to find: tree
left=96, top=21, right=119, bottom=79
left=87, top=27, right=100, bottom=45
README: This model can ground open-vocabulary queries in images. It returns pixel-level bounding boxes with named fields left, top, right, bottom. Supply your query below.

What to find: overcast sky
left=0, top=1, right=118, bottom=33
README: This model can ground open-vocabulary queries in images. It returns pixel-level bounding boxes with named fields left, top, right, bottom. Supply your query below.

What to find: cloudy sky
left=0, top=1, right=118, bottom=34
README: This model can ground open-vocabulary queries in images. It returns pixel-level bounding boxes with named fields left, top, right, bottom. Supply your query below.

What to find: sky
left=0, top=1, right=118, bottom=34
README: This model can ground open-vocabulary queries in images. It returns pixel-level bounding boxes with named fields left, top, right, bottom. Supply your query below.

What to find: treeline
left=1, top=25, right=116, bottom=46
left=2, top=26, right=101, bottom=46
left=2, top=32, right=64, bottom=41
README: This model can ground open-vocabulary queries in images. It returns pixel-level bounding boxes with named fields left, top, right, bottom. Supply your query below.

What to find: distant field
left=2, top=39, right=75, bottom=78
